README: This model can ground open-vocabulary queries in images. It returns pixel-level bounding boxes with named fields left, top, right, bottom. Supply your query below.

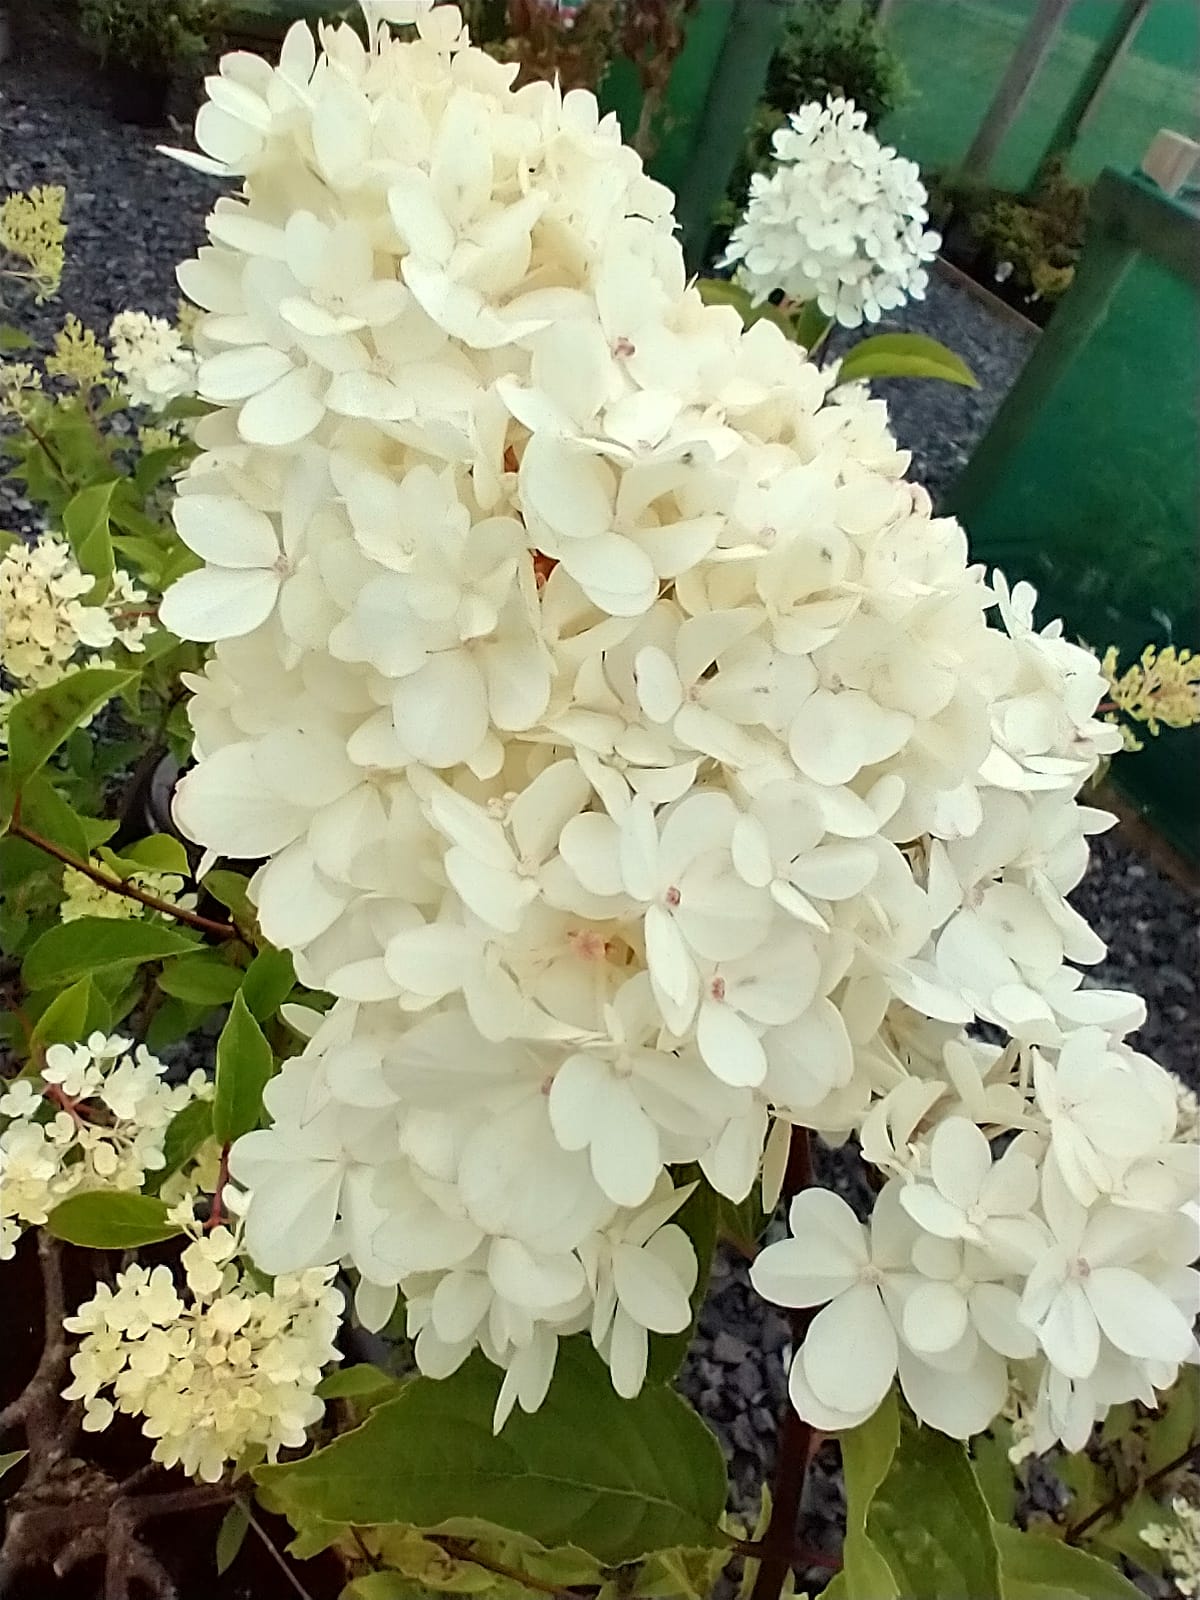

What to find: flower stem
left=1065, top=1440, right=1200, bottom=1544
left=749, top=1126, right=819, bottom=1600
left=8, top=817, right=239, bottom=941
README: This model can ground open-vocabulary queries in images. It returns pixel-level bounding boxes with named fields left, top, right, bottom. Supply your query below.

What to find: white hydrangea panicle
left=1, top=1034, right=209, bottom=1259
left=720, top=97, right=941, bottom=328
left=109, top=310, right=199, bottom=410
left=62, top=1217, right=343, bottom=1481
left=160, top=2, right=1197, bottom=1436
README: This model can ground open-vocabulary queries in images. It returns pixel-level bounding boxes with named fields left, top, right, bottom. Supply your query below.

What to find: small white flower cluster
left=0, top=1034, right=208, bottom=1260
left=60, top=859, right=197, bottom=924
left=63, top=1219, right=343, bottom=1482
left=1142, top=1493, right=1200, bottom=1597
left=0, top=534, right=151, bottom=685
left=109, top=310, right=199, bottom=411
left=160, top=3, right=1196, bottom=1438
left=721, top=97, right=941, bottom=328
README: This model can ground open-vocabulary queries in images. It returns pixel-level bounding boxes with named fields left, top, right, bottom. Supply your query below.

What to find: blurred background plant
left=78, top=0, right=228, bottom=71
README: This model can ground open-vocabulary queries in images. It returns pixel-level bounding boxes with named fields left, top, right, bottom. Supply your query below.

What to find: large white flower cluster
left=721, top=97, right=940, bottom=328
left=63, top=1219, right=343, bottom=1482
left=161, top=3, right=1196, bottom=1439
left=0, top=1034, right=209, bottom=1259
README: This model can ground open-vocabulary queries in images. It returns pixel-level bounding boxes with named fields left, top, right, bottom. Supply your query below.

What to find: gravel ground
left=3, top=15, right=1197, bottom=1594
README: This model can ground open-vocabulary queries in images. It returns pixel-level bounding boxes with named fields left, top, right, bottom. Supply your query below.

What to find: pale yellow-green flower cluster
left=1101, top=643, right=1200, bottom=752
left=63, top=1217, right=344, bottom=1482
left=45, top=313, right=111, bottom=391
left=60, top=857, right=197, bottom=925
left=1142, top=1493, right=1200, bottom=1597
left=0, top=184, right=67, bottom=301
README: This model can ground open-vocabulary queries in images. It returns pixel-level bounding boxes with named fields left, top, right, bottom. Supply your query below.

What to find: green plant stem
left=749, top=1127, right=819, bottom=1600
left=1065, top=1440, right=1200, bottom=1545
left=8, top=818, right=239, bottom=940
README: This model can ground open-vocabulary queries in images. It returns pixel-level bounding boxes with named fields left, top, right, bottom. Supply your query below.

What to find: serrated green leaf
left=257, top=1343, right=727, bottom=1565
left=22, top=916, right=198, bottom=990
left=145, top=1097, right=214, bottom=1197
left=30, top=978, right=94, bottom=1049
left=216, top=1499, right=250, bottom=1576
left=993, top=1523, right=1143, bottom=1598
left=46, top=1191, right=183, bottom=1249
left=865, top=1411, right=999, bottom=1599
left=0, top=1450, right=28, bottom=1482
left=837, top=333, right=978, bottom=388
left=241, top=945, right=296, bottom=1021
left=213, top=991, right=274, bottom=1144
left=158, top=951, right=244, bottom=1007
left=5, top=667, right=136, bottom=785
left=63, top=480, right=118, bottom=599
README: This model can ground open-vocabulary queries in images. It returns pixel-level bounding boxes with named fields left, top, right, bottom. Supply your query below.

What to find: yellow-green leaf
left=837, top=333, right=978, bottom=387
left=216, top=1500, right=250, bottom=1576
left=0, top=1450, right=28, bottom=1483
left=213, top=991, right=274, bottom=1144
left=5, top=667, right=136, bottom=784
left=994, top=1524, right=1144, bottom=1598
left=22, top=917, right=198, bottom=990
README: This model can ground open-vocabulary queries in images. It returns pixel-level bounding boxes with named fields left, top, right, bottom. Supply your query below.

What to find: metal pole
left=672, top=0, right=793, bottom=274
left=1032, top=0, right=1150, bottom=185
left=959, top=0, right=1075, bottom=185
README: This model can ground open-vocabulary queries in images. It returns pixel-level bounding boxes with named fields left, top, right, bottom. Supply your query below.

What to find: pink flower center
left=665, top=885, right=681, bottom=908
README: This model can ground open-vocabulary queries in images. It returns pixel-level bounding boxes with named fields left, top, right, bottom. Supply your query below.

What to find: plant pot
left=107, top=60, right=172, bottom=127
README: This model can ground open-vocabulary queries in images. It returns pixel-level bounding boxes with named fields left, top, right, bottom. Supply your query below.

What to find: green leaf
left=865, top=1411, right=999, bottom=1599
left=145, top=1098, right=214, bottom=1197
left=213, top=991, right=275, bottom=1145
left=241, top=945, right=296, bottom=1021
left=63, top=480, right=119, bottom=599
left=1143, top=1371, right=1198, bottom=1473
left=146, top=995, right=209, bottom=1052
left=158, top=951, right=244, bottom=1007
left=970, top=1425, right=1018, bottom=1524
left=46, top=1191, right=184, bottom=1249
left=317, top=1365, right=401, bottom=1405
left=718, top=1190, right=768, bottom=1257
left=30, top=978, right=94, bottom=1049
left=994, top=1524, right=1144, bottom=1599
left=695, top=277, right=795, bottom=335
left=0, top=324, right=32, bottom=352
left=834, top=1390, right=900, bottom=1600
left=342, top=1578, right=415, bottom=1600
left=837, top=333, right=978, bottom=388
left=22, top=916, right=198, bottom=990
left=203, top=869, right=257, bottom=927
left=792, top=300, right=834, bottom=351
left=0, top=1450, right=28, bottom=1483
left=216, top=1500, right=250, bottom=1576
left=257, top=1343, right=727, bottom=1565
left=14, top=771, right=94, bottom=858
left=4, top=667, right=136, bottom=785
left=116, top=835, right=191, bottom=876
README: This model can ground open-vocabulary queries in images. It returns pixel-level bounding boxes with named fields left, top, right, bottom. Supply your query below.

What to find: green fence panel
left=948, top=169, right=1200, bottom=859
left=881, top=0, right=1199, bottom=188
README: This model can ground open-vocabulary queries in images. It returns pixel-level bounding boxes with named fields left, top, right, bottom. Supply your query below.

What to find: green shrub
left=79, top=0, right=226, bottom=71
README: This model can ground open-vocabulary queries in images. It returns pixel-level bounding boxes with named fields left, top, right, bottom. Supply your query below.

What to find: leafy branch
left=1066, top=1440, right=1200, bottom=1545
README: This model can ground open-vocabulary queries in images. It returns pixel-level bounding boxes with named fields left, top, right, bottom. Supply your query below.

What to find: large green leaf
left=0, top=1450, right=28, bottom=1483
left=4, top=667, right=136, bottom=786
left=22, top=917, right=198, bottom=989
left=213, top=991, right=275, bottom=1144
left=994, top=1525, right=1143, bottom=1599
left=837, top=333, right=978, bottom=388
left=241, top=945, right=296, bottom=1021
left=257, top=1343, right=727, bottom=1565
left=46, top=1191, right=184, bottom=1249
left=12, top=772, right=94, bottom=858
left=30, top=977, right=95, bottom=1049
left=864, top=1412, right=1000, bottom=1599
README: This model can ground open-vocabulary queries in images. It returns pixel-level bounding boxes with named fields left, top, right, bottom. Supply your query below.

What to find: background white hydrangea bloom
left=161, top=1, right=1197, bottom=1442
left=721, top=96, right=941, bottom=327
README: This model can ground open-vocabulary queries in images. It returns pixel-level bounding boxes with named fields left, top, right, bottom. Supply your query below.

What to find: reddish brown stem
left=749, top=1127, right=819, bottom=1600
left=206, top=1144, right=232, bottom=1233
left=1065, top=1441, right=1200, bottom=1544
left=9, top=819, right=237, bottom=940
